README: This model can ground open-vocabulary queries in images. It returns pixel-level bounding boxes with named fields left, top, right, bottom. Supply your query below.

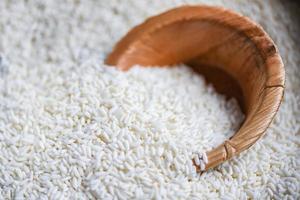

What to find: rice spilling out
left=0, top=58, right=243, bottom=198
left=0, top=0, right=299, bottom=199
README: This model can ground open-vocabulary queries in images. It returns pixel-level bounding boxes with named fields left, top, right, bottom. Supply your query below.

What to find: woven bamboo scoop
left=105, top=6, right=285, bottom=172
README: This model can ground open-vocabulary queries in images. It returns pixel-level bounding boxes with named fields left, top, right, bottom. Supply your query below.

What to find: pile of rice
left=0, top=0, right=299, bottom=199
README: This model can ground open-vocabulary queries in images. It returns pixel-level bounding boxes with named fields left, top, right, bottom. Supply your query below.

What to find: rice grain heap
left=0, top=59, right=243, bottom=199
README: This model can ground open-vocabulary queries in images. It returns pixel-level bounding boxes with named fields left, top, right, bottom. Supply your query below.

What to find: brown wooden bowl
left=105, top=5, right=285, bottom=172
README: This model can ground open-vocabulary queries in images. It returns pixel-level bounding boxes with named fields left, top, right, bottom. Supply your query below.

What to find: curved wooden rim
left=106, top=5, right=285, bottom=172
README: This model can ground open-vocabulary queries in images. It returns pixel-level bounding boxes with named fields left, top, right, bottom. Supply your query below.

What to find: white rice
left=0, top=58, right=243, bottom=199
left=0, top=0, right=299, bottom=199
